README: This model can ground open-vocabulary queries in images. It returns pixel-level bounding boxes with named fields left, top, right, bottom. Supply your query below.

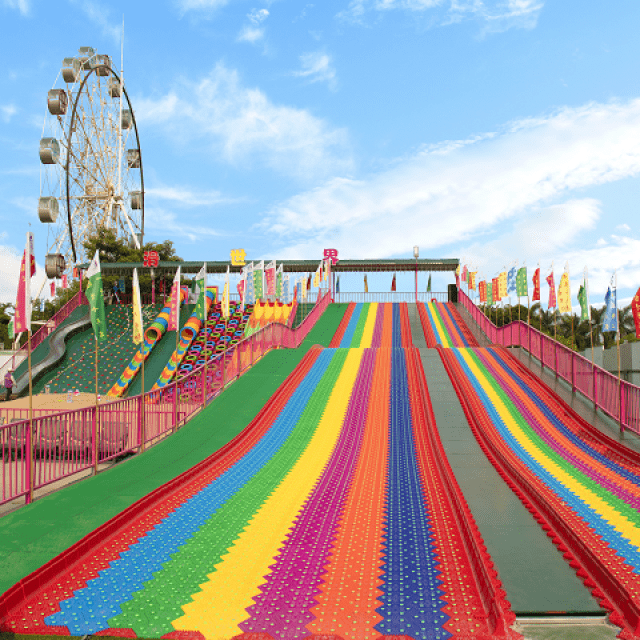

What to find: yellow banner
left=132, top=268, right=143, bottom=344
left=558, top=271, right=571, bottom=313
left=498, top=271, right=508, bottom=298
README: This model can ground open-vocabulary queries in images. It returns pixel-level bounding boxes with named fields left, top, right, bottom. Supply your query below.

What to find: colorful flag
left=222, top=266, right=230, bottom=319
left=632, top=286, right=640, bottom=339
left=602, top=282, right=617, bottom=333
left=237, top=269, right=246, bottom=312
left=283, top=274, right=289, bottom=303
left=168, top=266, right=181, bottom=331
left=254, top=260, right=264, bottom=300
left=487, top=279, right=494, bottom=306
left=546, top=268, right=556, bottom=308
left=244, top=263, right=255, bottom=305
left=302, top=275, right=308, bottom=301
left=532, top=265, right=541, bottom=302
left=462, top=265, right=468, bottom=283
left=557, top=264, right=571, bottom=313
left=492, top=277, right=500, bottom=302
left=275, top=263, right=284, bottom=298
left=498, top=272, right=507, bottom=299
left=469, top=272, right=477, bottom=291
left=391, top=273, right=396, bottom=292
left=61, top=274, right=68, bottom=289
left=364, top=274, right=369, bottom=293
left=577, top=284, right=588, bottom=323
left=265, top=260, right=276, bottom=296
left=427, top=274, right=432, bottom=293
left=14, top=232, right=35, bottom=334
left=194, top=263, right=207, bottom=322
left=455, top=264, right=460, bottom=288
left=50, top=282, right=56, bottom=297
left=313, top=262, right=322, bottom=288
left=132, top=268, right=144, bottom=344
left=8, top=317, right=14, bottom=341
left=307, top=274, right=312, bottom=292
left=507, top=266, right=516, bottom=295
left=516, top=266, right=528, bottom=297
left=479, top=280, right=487, bottom=303
left=85, top=250, right=108, bottom=342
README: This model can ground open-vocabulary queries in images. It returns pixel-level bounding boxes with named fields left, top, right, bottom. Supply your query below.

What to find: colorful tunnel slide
left=108, top=287, right=188, bottom=398
left=0, top=306, right=519, bottom=639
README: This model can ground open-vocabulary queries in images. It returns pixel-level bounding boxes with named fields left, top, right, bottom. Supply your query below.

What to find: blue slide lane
left=45, top=349, right=337, bottom=635
left=422, top=304, right=442, bottom=346
left=375, top=349, right=450, bottom=640
left=440, top=305, right=471, bottom=347
left=340, top=303, right=364, bottom=348
left=392, top=304, right=402, bottom=349
left=452, top=349, right=640, bottom=573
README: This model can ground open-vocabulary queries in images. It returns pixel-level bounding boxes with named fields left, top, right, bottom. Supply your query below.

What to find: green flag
left=8, top=318, right=14, bottom=341
left=427, top=274, right=432, bottom=293
left=516, top=266, right=528, bottom=297
left=487, top=279, right=494, bottom=306
left=577, top=284, right=588, bottom=322
left=194, top=263, right=206, bottom=322
left=85, top=250, right=108, bottom=342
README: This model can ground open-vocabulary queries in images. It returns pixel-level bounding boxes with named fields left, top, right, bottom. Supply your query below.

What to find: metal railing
left=0, top=291, right=332, bottom=507
left=458, top=288, right=640, bottom=435
left=334, top=291, right=448, bottom=303
left=0, top=291, right=88, bottom=382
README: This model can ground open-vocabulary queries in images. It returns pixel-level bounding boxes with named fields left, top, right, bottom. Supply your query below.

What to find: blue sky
left=1, top=0, right=639, bottom=307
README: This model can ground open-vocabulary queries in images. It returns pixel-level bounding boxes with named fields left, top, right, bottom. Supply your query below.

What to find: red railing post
left=594, top=365, right=598, bottom=409
left=202, top=362, right=206, bottom=408
left=25, top=422, right=32, bottom=505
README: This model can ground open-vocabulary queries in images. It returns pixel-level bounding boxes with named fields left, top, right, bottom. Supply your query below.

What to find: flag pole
left=27, top=326, right=33, bottom=503
left=141, top=342, right=146, bottom=451
left=585, top=267, right=594, bottom=368
left=94, top=334, right=99, bottom=473
left=615, top=271, right=622, bottom=432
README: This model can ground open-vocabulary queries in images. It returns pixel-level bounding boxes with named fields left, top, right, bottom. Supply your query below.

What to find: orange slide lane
left=307, top=348, right=390, bottom=640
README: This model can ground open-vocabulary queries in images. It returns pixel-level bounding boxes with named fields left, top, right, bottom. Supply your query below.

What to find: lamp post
left=150, top=268, right=155, bottom=305
left=413, top=246, right=419, bottom=304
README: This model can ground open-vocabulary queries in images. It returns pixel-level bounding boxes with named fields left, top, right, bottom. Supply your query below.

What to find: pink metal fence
left=334, top=291, right=448, bottom=304
left=458, top=288, right=640, bottom=435
left=0, top=291, right=331, bottom=508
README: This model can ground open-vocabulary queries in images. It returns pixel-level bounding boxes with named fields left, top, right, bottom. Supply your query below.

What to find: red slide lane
left=447, top=304, right=479, bottom=347
left=417, top=303, right=438, bottom=348
left=405, top=348, right=521, bottom=639
left=0, top=347, right=323, bottom=626
left=329, top=302, right=356, bottom=348
left=439, top=347, right=640, bottom=640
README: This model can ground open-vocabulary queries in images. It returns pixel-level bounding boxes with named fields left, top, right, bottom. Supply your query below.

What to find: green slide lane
left=0, top=302, right=347, bottom=595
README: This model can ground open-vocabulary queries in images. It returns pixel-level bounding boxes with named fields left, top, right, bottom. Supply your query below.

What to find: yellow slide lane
left=359, top=303, right=378, bottom=349
left=172, top=348, right=365, bottom=639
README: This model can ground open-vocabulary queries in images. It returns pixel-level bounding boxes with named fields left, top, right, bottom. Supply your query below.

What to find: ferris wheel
left=38, top=46, right=144, bottom=283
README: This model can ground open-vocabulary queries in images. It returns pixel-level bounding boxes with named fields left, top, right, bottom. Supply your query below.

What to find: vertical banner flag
left=492, top=277, right=500, bottom=302
left=487, top=279, right=494, bottom=306
left=313, top=262, right=322, bottom=288
left=532, top=264, right=541, bottom=302
left=462, top=265, right=468, bottom=283
left=61, top=274, right=68, bottom=289
left=14, top=232, right=35, bottom=333
left=283, top=274, right=290, bottom=303
left=516, top=265, right=528, bottom=297
left=325, top=257, right=331, bottom=286
left=602, top=279, right=618, bottom=333
left=195, top=263, right=207, bottom=321
left=557, top=263, right=571, bottom=313
left=237, top=267, right=246, bottom=312
left=469, top=271, right=477, bottom=291
left=222, top=266, right=230, bottom=319
left=427, top=274, right=432, bottom=293
left=455, top=264, right=460, bottom=288
left=8, top=317, right=14, bottom=341
left=50, top=282, right=56, bottom=297
left=275, top=263, right=284, bottom=299
left=168, top=266, right=181, bottom=331
left=507, top=265, right=517, bottom=295
left=498, top=271, right=507, bottom=300
left=479, top=280, right=487, bottom=303
left=631, top=286, right=640, bottom=339
left=245, top=263, right=255, bottom=305
left=391, top=273, right=397, bottom=292
left=364, top=274, right=369, bottom=293
left=132, top=268, right=144, bottom=345
left=86, top=250, right=108, bottom=341
left=302, top=275, right=308, bottom=301
left=254, top=260, right=264, bottom=300
left=546, top=267, right=556, bottom=308
left=578, top=283, right=588, bottom=323
left=265, top=260, right=276, bottom=296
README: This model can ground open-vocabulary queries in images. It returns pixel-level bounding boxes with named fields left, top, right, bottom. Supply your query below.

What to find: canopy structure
left=78, top=258, right=459, bottom=276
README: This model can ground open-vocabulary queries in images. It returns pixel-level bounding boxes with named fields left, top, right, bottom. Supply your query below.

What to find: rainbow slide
left=151, top=289, right=216, bottom=391
left=244, top=300, right=296, bottom=338
left=107, top=287, right=188, bottom=398
left=419, top=301, right=478, bottom=348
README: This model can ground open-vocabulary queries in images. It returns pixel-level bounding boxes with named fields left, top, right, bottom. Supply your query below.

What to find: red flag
left=15, top=232, right=35, bottom=334
left=479, top=280, right=487, bottom=303
left=492, top=277, right=500, bottom=302
left=73, top=266, right=79, bottom=279
left=391, top=273, right=396, bottom=292
left=62, top=274, right=68, bottom=289
left=168, top=267, right=181, bottom=331
left=50, top=281, right=56, bottom=297
left=532, top=267, right=540, bottom=302
left=546, top=270, right=556, bottom=308
left=462, top=265, right=468, bottom=283
left=632, top=286, right=640, bottom=339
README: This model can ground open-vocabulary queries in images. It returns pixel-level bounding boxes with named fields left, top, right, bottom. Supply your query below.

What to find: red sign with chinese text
left=143, top=251, right=160, bottom=268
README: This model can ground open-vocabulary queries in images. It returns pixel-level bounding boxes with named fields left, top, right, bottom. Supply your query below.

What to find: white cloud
left=248, top=8, right=269, bottom=24
left=339, top=0, right=544, bottom=33
left=292, top=52, right=337, bottom=89
left=3, top=0, right=30, bottom=16
left=144, top=208, right=224, bottom=243
left=178, top=0, right=229, bottom=12
left=616, top=223, right=631, bottom=232
left=237, top=25, right=265, bottom=43
left=0, top=104, right=17, bottom=123
left=135, top=63, right=352, bottom=179
left=68, top=0, right=121, bottom=43
left=145, top=181, right=246, bottom=207
left=263, top=99, right=640, bottom=266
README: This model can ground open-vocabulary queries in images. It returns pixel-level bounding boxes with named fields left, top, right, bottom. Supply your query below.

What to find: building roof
left=77, top=258, right=459, bottom=275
